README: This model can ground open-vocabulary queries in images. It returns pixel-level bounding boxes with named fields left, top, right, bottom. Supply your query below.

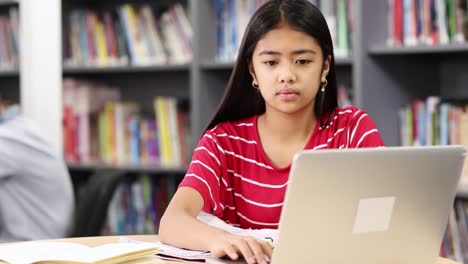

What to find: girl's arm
left=158, top=187, right=272, bottom=264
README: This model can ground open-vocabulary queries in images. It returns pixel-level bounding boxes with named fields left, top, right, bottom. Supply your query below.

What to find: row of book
left=63, top=3, right=192, bottom=67
left=387, top=0, right=468, bottom=47
left=215, top=0, right=352, bottom=61
left=399, top=96, right=468, bottom=177
left=399, top=97, right=468, bottom=146
left=63, top=78, right=190, bottom=168
left=0, top=7, right=18, bottom=69
left=215, top=0, right=268, bottom=62
left=308, top=0, right=353, bottom=58
left=101, top=175, right=178, bottom=235
left=441, top=200, right=468, bottom=263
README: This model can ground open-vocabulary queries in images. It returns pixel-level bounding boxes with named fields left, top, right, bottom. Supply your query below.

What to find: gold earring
left=320, top=79, right=328, bottom=92
left=252, top=80, right=259, bottom=89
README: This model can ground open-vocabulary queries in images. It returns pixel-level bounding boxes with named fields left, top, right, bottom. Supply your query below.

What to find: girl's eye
left=296, top=59, right=311, bottom=65
left=264, top=61, right=277, bottom=66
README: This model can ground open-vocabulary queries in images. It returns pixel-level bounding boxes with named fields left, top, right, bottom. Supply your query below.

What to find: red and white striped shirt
left=179, top=106, right=384, bottom=229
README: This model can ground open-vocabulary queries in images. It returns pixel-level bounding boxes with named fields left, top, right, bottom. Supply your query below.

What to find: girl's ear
left=321, top=55, right=331, bottom=82
left=249, top=63, right=257, bottom=83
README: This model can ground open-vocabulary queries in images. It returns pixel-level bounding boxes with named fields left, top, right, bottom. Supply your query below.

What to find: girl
left=159, top=0, right=384, bottom=263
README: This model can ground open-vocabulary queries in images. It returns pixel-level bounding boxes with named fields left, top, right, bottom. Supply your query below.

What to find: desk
left=51, top=235, right=460, bottom=264
left=1, top=235, right=461, bottom=264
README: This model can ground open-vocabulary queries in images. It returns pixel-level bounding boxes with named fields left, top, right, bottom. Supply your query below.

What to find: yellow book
left=0, top=241, right=158, bottom=264
left=95, top=19, right=108, bottom=66
left=154, top=97, right=172, bottom=167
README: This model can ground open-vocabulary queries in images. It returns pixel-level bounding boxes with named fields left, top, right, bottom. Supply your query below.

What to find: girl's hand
left=209, top=233, right=273, bottom=264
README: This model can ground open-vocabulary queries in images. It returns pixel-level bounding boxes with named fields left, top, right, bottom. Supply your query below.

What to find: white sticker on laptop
left=352, top=196, right=396, bottom=234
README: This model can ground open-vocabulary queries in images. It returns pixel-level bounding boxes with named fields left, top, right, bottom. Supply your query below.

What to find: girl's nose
left=278, top=65, right=296, bottom=83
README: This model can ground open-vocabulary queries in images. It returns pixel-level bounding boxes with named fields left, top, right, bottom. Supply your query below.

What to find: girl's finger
left=233, top=239, right=255, bottom=264
left=246, top=238, right=267, bottom=264
left=224, top=243, right=239, bottom=260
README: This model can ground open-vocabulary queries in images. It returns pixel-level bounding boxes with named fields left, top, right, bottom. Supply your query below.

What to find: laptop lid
left=272, top=145, right=465, bottom=264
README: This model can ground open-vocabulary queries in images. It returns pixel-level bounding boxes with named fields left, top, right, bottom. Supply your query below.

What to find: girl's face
left=249, top=23, right=330, bottom=117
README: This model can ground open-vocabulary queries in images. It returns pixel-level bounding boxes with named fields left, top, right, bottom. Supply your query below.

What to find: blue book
left=77, top=11, right=89, bottom=65
left=129, top=116, right=140, bottom=165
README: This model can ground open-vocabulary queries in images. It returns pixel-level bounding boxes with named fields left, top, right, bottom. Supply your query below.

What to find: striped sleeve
left=348, top=110, right=385, bottom=147
left=178, top=131, right=224, bottom=215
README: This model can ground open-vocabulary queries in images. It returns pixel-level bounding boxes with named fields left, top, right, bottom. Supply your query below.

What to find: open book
left=0, top=241, right=158, bottom=264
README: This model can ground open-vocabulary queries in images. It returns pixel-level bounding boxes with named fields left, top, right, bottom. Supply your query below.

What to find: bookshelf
left=359, top=0, right=468, bottom=147
left=4, top=2, right=461, bottom=171
left=58, top=0, right=355, bottom=169
left=8, top=0, right=466, bottom=237
left=192, top=0, right=355, bottom=140
left=358, top=1, right=468, bottom=260
left=55, top=0, right=357, bottom=235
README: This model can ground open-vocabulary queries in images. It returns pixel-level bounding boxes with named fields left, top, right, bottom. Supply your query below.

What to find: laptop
left=274, top=145, right=465, bottom=264
left=208, top=145, right=466, bottom=264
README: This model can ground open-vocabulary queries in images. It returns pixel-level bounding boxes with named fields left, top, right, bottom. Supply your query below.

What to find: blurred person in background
left=0, top=95, right=74, bottom=242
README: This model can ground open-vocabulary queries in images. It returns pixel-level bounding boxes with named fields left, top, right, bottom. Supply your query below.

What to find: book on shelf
left=214, top=0, right=352, bottom=62
left=387, top=0, right=468, bottom=47
left=0, top=6, right=18, bottom=69
left=440, top=199, right=468, bottom=263
left=102, top=174, right=178, bottom=235
left=63, top=78, right=190, bottom=169
left=399, top=96, right=468, bottom=178
left=63, top=3, right=192, bottom=67
left=0, top=241, right=158, bottom=264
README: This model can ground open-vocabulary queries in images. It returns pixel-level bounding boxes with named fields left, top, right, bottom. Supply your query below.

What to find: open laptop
left=274, top=145, right=465, bottom=264
left=208, top=145, right=466, bottom=264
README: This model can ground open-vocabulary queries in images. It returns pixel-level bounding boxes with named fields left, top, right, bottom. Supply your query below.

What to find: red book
left=394, top=0, right=404, bottom=46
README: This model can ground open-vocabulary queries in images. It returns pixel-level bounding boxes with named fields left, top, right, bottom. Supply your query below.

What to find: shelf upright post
left=20, top=0, right=63, bottom=152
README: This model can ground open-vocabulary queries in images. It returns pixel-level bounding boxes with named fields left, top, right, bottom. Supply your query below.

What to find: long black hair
left=205, top=0, right=338, bottom=131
